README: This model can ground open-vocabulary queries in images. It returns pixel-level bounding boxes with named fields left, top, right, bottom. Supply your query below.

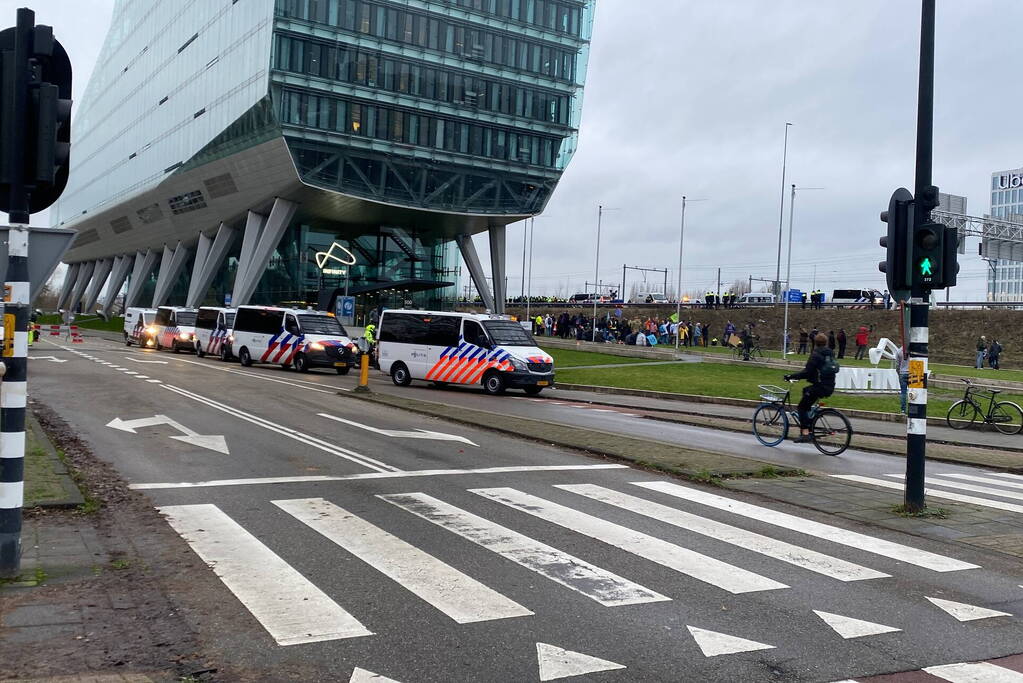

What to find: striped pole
left=0, top=225, right=30, bottom=577
left=904, top=299, right=928, bottom=511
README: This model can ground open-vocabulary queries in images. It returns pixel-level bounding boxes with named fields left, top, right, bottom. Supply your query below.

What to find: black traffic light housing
left=0, top=8, right=72, bottom=220
left=942, top=225, right=960, bottom=288
left=879, top=187, right=914, bottom=295
left=911, top=221, right=944, bottom=289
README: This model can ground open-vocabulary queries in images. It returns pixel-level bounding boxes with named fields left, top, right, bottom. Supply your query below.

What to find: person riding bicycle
left=784, top=333, right=837, bottom=443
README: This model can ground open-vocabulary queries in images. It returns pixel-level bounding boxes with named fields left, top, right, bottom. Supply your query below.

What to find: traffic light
left=879, top=187, right=914, bottom=293
left=0, top=9, right=72, bottom=218
left=911, top=221, right=943, bottom=289
left=942, top=225, right=960, bottom=288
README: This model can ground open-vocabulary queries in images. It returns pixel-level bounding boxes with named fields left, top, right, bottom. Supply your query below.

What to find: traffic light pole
left=905, top=0, right=936, bottom=513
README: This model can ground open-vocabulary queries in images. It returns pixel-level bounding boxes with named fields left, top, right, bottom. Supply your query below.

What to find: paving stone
left=3, top=604, right=82, bottom=628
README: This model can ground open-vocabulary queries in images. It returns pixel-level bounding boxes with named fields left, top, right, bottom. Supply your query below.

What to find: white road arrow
left=318, top=413, right=479, bottom=447
left=687, top=626, right=775, bottom=657
left=536, top=643, right=625, bottom=681
left=29, top=356, right=67, bottom=363
left=106, top=414, right=229, bottom=455
left=926, top=596, right=1012, bottom=622
left=126, top=358, right=168, bottom=364
left=349, top=668, right=402, bottom=683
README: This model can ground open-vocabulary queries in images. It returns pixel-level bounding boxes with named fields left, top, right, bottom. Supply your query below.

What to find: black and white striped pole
left=0, top=225, right=29, bottom=577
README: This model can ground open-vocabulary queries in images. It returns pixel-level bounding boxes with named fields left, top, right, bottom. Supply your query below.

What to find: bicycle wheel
left=732, top=346, right=742, bottom=360
left=945, top=400, right=979, bottom=430
left=752, top=403, right=788, bottom=447
left=811, top=408, right=852, bottom=456
left=992, top=401, right=1023, bottom=435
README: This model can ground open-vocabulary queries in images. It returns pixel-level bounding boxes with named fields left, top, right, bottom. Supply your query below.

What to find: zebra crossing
left=831, top=470, right=1023, bottom=516
left=155, top=476, right=1012, bottom=677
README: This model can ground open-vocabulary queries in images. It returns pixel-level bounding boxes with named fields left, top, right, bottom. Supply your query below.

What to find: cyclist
left=784, top=333, right=837, bottom=443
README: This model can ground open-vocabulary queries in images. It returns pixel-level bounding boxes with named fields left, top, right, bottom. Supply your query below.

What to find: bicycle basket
left=758, top=384, right=787, bottom=402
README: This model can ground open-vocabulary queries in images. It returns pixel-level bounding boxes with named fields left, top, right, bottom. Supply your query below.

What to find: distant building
left=54, top=0, right=595, bottom=317
left=987, top=167, right=1023, bottom=302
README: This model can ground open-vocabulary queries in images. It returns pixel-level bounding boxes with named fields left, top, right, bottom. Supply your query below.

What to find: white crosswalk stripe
left=938, top=473, right=1023, bottom=491
left=272, top=497, right=533, bottom=624
left=379, top=492, right=669, bottom=607
left=833, top=474, right=1023, bottom=515
left=159, top=503, right=372, bottom=645
left=924, top=662, right=1023, bottom=682
left=471, top=487, right=788, bottom=594
left=633, top=480, right=978, bottom=572
left=887, top=473, right=1023, bottom=502
left=555, top=484, right=889, bottom=582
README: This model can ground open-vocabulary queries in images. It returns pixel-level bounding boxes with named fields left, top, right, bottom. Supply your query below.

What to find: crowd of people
left=786, top=325, right=874, bottom=360
left=975, top=336, right=1004, bottom=370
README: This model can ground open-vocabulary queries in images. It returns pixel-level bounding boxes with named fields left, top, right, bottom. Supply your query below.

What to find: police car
left=231, top=305, right=356, bottom=374
left=377, top=310, right=555, bottom=395
left=153, top=307, right=198, bottom=353
left=123, top=307, right=158, bottom=347
left=194, top=307, right=235, bottom=361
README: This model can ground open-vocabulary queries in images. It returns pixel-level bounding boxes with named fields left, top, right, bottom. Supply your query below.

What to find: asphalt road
left=26, top=337, right=1023, bottom=682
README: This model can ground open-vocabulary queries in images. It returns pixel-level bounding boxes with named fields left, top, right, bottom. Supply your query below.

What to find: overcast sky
left=6, top=0, right=1020, bottom=301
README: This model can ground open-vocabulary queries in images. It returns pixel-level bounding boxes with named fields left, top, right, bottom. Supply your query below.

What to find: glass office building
left=986, top=167, right=1023, bottom=302
left=54, top=0, right=594, bottom=317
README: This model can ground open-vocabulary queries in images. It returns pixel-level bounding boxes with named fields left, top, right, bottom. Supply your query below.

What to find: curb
left=25, top=411, right=85, bottom=509
left=342, top=390, right=801, bottom=480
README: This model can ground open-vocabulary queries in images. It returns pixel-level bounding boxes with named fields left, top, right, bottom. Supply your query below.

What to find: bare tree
left=730, top=279, right=752, bottom=295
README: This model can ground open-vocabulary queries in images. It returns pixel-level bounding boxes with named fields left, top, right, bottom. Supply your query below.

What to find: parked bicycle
left=752, top=382, right=852, bottom=455
left=732, top=338, right=764, bottom=361
left=945, top=378, right=1023, bottom=435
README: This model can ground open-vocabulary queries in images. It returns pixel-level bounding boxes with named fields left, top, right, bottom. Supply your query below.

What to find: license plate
left=536, top=380, right=549, bottom=386
left=334, top=362, right=347, bottom=367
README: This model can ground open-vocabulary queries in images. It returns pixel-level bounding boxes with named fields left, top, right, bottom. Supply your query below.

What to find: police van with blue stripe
left=231, top=305, right=356, bottom=374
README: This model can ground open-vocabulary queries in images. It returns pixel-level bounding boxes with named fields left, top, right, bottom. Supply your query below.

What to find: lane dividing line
left=129, top=464, right=630, bottom=490
left=634, top=480, right=978, bottom=572
left=273, top=497, right=533, bottom=623
left=150, top=353, right=345, bottom=394
left=159, top=384, right=397, bottom=473
left=159, top=503, right=372, bottom=646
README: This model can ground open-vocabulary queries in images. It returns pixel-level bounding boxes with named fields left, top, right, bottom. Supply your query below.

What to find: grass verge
left=37, top=313, right=124, bottom=332
left=541, top=346, right=653, bottom=368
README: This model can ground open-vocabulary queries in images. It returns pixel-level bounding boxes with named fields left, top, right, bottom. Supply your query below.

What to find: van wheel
left=124, top=333, right=131, bottom=347
left=239, top=347, right=253, bottom=367
left=336, top=366, right=350, bottom=375
left=156, top=340, right=163, bottom=351
left=294, top=353, right=310, bottom=373
left=482, top=371, right=506, bottom=395
left=524, top=385, right=543, bottom=396
left=172, top=341, right=180, bottom=354
left=220, top=346, right=231, bottom=362
left=196, top=342, right=205, bottom=358
left=391, top=362, right=412, bottom=386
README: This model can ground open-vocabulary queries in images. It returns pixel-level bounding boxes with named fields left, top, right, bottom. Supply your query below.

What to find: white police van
left=123, top=307, right=158, bottom=347
left=231, top=305, right=356, bottom=374
left=377, top=310, right=555, bottom=395
left=153, top=306, right=198, bottom=353
left=194, top=307, right=235, bottom=360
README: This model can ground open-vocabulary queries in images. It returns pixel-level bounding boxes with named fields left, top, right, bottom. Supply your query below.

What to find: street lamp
left=675, top=195, right=708, bottom=352
left=774, top=122, right=793, bottom=297
left=592, top=205, right=620, bottom=341
left=525, top=215, right=552, bottom=324
left=781, top=184, right=824, bottom=356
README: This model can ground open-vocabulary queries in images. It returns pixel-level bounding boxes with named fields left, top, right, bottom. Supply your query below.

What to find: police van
left=231, top=305, right=356, bottom=374
left=377, top=310, right=555, bottom=395
left=150, top=307, right=198, bottom=352
left=123, top=307, right=158, bottom=347
left=194, top=307, right=235, bottom=360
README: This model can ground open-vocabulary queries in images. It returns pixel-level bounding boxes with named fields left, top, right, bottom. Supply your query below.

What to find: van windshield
left=482, top=320, right=536, bottom=346
left=832, top=290, right=861, bottom=300
left=299, top=315, right=347, bottom=336
left=176, top=311, right=197, bottom=326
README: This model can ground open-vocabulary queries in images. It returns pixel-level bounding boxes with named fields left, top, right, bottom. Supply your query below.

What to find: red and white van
left=194, top=307, right=235, bottom=360
left=153, top=306, right=198, bottom=353
left=231, top=305, right=356, bottom=374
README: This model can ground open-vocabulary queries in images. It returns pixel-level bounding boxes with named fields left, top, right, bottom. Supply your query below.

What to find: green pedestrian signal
left=920, top=257, right=933, bottom=276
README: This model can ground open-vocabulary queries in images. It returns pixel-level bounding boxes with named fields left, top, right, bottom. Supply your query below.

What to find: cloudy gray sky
left=5, top=0, right=1020, bottom=301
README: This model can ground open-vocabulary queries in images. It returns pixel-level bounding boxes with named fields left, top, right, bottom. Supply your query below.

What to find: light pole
left=525, top=215, right=550, bottom=325
left=675, top=195, right=708, bottom=351
left=520, top=218, right=528, bottom=303
left=774, top=122, right=793, bottom=297
left=782, top=184, right=824, bottom=355
left=592, top=205, right=619, bottom=341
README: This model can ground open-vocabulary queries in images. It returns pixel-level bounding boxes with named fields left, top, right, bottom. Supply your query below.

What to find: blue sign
left=224, top=293, right=232, bottom=307
left=341, top=296, right=355, bottom=317
left=783, top=289, right=803, bottom=303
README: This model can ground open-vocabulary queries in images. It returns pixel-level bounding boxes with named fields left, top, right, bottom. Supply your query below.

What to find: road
left=26, top=337, right=1023, bottom=682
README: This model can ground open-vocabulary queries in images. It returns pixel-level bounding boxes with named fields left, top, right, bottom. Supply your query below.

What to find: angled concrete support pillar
left=101, top=255, right=133, bottom=319
left=231, top=210, right=268, bottom=305
left=82, top=258, right=113, bottom=313
left=456, top=234, right=495, bottom=312
left=124, top=249, right=158, bottom=310
left=56, top=262, right=81, bottom=311
left=489, top=224, right=507, bottom=314
left=232, top=198, right=298, bottom=306
left=187, top=223, right=237, bottom=308
left=67, top=260, right=96, bottom=313
left=151, top=242, right=190, bottom=308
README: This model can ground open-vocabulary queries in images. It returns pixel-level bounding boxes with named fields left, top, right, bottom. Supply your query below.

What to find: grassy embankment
left=37, top=313, right=123, bottom=332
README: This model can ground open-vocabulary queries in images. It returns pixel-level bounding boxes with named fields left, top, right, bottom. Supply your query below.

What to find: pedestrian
left=976, top=336, right=987, bottom=369
left=783, top=333, right=838, bottom=443
left=827, top=330, right=836, bottom=352
left=701, top=322, right=709, bottom=347
left=693, top=322, right=702, bottom=347
left=893, top=344, right=910, bottom=413
left=837, top=328, right=847, bottom=359
left=800, top=291, right=807, bottom=309
left=882, top=290, right=891, bottom=310
left=724, top=320, right=736, bottom=345
left=797, top=327, right=809, bottom=355
left=989, top=339, right=1002, bottom=370
left=854, top=326, right=869, bottom=360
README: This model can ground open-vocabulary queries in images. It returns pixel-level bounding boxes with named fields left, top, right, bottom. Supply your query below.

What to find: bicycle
left=732, top=337, right=764, bottom=361
left=945, top=378, right=1023, bottom=435
left=752, top=382, right=853, bottom=455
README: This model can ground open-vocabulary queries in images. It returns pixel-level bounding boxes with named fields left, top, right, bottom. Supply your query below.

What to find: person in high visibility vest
left=364, top=323, right=376, bottom=344
left=534, top=315, right=544, bottom=335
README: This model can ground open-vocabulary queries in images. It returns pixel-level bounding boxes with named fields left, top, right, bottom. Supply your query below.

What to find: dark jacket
left=789, top=347, right=837, bottom=389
